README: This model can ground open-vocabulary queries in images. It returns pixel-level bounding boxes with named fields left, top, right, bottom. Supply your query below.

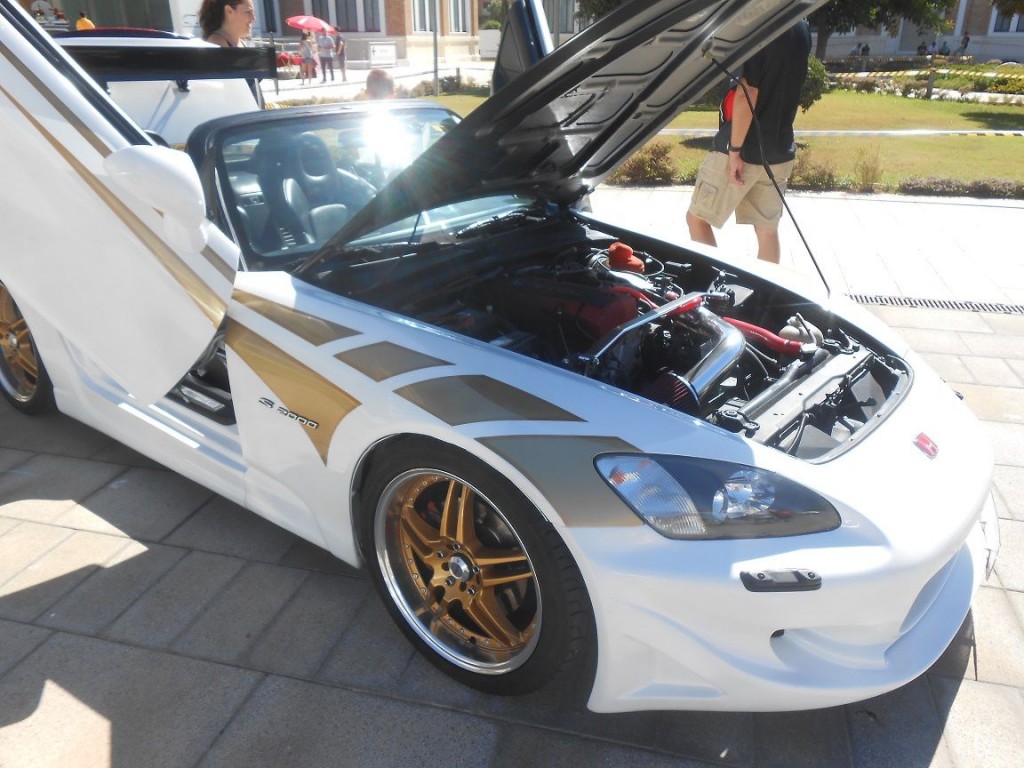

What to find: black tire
left=359, top=437, right=594, bottom=695
left=0, top=281, right=55, bottom=415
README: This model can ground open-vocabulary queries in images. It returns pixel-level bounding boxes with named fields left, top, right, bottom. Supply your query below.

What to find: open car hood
left=332, top=0, right=825, bottom=243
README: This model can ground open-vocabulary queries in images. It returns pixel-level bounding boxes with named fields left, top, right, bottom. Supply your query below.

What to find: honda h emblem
left=914, top=433, right=938, bottom=459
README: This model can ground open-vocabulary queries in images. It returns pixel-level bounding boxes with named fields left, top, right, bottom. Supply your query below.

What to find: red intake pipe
left=723, top=317, right=805, bottom=356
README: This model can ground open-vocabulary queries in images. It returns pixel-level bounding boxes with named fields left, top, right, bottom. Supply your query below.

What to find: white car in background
left=54, top=27, right=271, bottom=145
left=0, top=0, right=1000, bottom=713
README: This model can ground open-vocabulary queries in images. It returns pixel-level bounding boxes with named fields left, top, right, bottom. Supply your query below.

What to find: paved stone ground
left=1, top=191, right=1022, bottom=766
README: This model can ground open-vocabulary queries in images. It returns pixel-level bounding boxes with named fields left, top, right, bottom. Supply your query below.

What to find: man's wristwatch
left=727, top=144, right=743, bottom=153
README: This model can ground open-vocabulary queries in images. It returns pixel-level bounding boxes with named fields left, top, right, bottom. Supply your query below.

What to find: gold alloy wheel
left=0, top=283, right=40, bottom=404
left=375, top=469, right=541, bottom=674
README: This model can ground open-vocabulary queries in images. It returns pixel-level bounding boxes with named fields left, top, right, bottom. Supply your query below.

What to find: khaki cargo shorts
left=688, top=151, right=794, bottom=229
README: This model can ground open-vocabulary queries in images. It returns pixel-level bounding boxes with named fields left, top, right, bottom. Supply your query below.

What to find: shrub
left=897, top=177, right=1024, bottom=198
left=853, top=147, right=883, bottom=191
left=800, top=56, right=830, bottom=112
left=607, top=140, right=679, bottom=185
left=482, top=19, right=503, bottom=30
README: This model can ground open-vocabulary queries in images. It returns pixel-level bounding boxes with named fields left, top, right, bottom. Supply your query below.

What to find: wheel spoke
left=479, top=562, right=533, bottom=588
left=438, top=480, right=477, bottom=546
left=399, top=505, right=442, bottom=557
left=464, top=589, right=523, bottom=648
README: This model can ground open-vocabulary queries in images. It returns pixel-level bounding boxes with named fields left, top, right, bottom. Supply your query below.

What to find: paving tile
left=1010, top=358, right=1024, bottom=384
left=992, top=518, right=1024, bottom=592
left=929, top=677, right=1024, bottom=768
left=163, top=495, right=300, bottom=561
left=487, top=724, right=711, bottom=768
left=244, top=571, right=371, bottom=678
left=959, top=332, right=1024, bottom=361
left=0, top=522, right=75, bottom=594
left=56, top=467, right=213, bottom=541
left=171, top=562, right=307, bottom=664
left=0, top=409, right=112, bottom=458
left=930, top=586, right=1024, bottom=688
left=276, top=537, right=367, bottom=577
left=0, top=618, right=51, bottom=679
left=871, top=307, right=993, bottom=334
left=983, top=421, right=1024, bottom=467
left=916, top=353, right=973, bottom=386
left=892, top=328, right=972, bottom=356
left=993, top=464, right=1024, bottom=522
left=961, top=356, right=1023, bottom=388
left=979, top=313, right=1024, bottom=337
left=0, top=633, right=262, bottom=768
left=0, top=454, right=126, bottom=524
left=0, top=531, right=130, bottom=622
left=847, top=677, right=954, bottom=768
left=316, top=595, right=415, bottom=693
left=198, top=675, right=500, bottom=768
left=105, top=551, right=245, bottom=649
left=0, top=447, right=32, bottom=472
left=38, top=541, right=187, bottom=635
left=957, top=384, right=1024, bottom=424
left=753, top=708, right=852, bottom=768
left=86, top=440, right=166, bottom=470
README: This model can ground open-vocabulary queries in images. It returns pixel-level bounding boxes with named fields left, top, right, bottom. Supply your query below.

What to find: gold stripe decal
left=225, top=320, right=360, bottom=464
left=0, top=41, right=110, bottom=157
left=202, top=244, right=235, bottom=282
left=336, top=342, right=451, bottom=382
left=479, top=436, right=642, bottom=528
left=396, top=375, right=583, bottom=426
left=233, top=290, right=359, bottom=346
left=0, top=82, right=226, bottom=327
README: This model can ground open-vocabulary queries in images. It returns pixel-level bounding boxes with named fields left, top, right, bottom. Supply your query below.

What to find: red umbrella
left=285, top=15, right=336, bottom=35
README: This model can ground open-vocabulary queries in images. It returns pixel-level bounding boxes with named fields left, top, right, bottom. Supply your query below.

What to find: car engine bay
left=320, top=217, right=911, bottom=462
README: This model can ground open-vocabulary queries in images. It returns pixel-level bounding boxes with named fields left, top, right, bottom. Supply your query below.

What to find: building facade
left=19, top=0, right=488, bottom=68
left=819, top=0, right=1024, bottom=63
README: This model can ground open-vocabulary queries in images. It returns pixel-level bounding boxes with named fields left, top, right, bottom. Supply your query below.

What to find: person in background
left=75, top=11, right=95, bottom=30
left=334, top=26, right=347, bottom=82
left=685, top=20, right=811, bottom=264
left=365, top=68, right=395, bottom=99
left=938, top=40, right=950, bottom=56
left=954, top=34, right=970, bottom=56
left=299, top=30, right=317, bottom=85
left=317, top=28, right=336, bottom=83
left=198, top=0, right=255, bottom=47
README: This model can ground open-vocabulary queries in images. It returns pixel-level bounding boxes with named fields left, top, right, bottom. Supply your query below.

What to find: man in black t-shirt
left=686, top=20, right=811, bottom=263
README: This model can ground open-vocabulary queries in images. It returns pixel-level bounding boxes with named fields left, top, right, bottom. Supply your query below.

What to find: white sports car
left=0, top=0, right=999, bottom=713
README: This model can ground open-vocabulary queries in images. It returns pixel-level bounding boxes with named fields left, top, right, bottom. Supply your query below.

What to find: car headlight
left=594, top=455, right=841, bottom=540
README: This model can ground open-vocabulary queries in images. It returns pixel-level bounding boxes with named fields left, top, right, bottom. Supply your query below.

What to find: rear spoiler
left=59, top=43, right=277, bottom=90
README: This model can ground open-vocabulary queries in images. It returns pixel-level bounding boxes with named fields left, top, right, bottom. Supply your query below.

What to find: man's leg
left=686, top=210, right=717, bottom=247
left=753, top=225, right=780, bottom=263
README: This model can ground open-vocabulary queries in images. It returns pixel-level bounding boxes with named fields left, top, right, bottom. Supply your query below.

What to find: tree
left=992, top=1, right=1024, bottom=14
left=808, top=1, right=957, bottom=59
left=576, top=0, right=623, bottom=20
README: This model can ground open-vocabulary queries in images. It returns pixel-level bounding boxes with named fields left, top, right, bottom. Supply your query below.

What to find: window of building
left=449, top=0, right=469, bottom=33
left=413, top=0, right=433, bottom=32
left=335, top=0, right=357, bottom=31
left=993, top=11, right=1024, bottom=33
left=363, top=0, right=380, bottom=32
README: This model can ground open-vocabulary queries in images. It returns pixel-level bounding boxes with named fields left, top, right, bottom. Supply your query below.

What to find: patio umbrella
left=285, top=15, right=335, bottom=35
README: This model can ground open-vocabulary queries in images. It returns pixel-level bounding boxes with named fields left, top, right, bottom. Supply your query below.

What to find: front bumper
left=572, top=492, right=997, bottom=713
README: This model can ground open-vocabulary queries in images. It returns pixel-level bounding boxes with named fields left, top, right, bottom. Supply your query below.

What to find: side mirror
left=103, top=144, right=208, bottom=252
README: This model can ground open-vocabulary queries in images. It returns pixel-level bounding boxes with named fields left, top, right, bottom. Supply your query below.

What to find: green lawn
left=432, top=89, right=1024, bottom=189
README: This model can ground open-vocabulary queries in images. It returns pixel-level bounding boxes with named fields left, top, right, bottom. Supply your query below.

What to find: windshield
left=213, top=105, right=460, bottom=269
left=299, top=193, right=548, bottom=302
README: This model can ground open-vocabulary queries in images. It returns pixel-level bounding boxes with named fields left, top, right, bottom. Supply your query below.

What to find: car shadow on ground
left=0, top=405, right=972, bottom=767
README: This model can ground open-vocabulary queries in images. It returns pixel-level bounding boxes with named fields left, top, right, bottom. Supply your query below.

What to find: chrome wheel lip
left=0, top=285, right=37, bottom=404
left=374, top=467, right=542, bottom=676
